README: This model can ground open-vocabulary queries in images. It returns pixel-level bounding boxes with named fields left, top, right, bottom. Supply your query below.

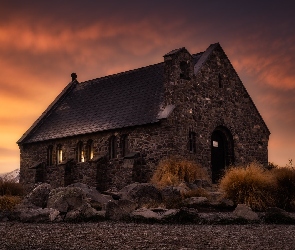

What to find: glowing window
left=57, top=145, right=63, bottom=164
left=77, top=141, right=84, bottom=162
left=86, top=140, right=94, bottom=161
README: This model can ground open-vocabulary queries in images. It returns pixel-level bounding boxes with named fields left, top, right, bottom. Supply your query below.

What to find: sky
left=0, top=0, right=294, bottom=173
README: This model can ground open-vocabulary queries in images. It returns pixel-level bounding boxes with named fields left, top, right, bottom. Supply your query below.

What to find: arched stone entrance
left=211, top=126, right=234, bottom=183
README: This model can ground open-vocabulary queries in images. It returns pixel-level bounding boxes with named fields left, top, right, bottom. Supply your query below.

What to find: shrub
left=151, top=157, right=209, bottom=188
left=0, top=179, right=24, bottom=196
left=219, top=162, right=276, bottom=211
left=271, top=167, right=295, bottom=210
left=0, top=195, right=22, bottom=211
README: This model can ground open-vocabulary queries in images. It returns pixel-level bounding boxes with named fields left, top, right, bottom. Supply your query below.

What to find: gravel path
left=0, top=222, right=295, bottom=249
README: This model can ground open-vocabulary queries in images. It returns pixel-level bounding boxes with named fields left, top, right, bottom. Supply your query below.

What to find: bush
left=219, top=162, right=276, bottom=211
left=271, top=167, right=295, bottom=210
left=0, top=195, right=22, bottom=211
left=151, top=157, right=209, bottom=188
left=0, top=179, right=24, bottom=196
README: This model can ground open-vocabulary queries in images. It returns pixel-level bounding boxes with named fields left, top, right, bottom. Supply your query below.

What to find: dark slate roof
left=19, top=63, right=165, bottom=143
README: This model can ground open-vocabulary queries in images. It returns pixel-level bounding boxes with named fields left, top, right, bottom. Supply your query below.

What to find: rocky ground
left=1, top=222, right=295, bottom=250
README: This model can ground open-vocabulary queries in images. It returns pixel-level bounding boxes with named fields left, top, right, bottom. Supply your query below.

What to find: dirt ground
left=1, top=222, right=295, bottom=249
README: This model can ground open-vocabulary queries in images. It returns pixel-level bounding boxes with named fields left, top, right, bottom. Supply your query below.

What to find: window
left=77, top=141, right=84, bottom=162
left=121, top=134, right=129, bottom=157
left=189, top=131, right=196, bottom=153
left=109, top=135, right=117, bottom=159
left=86, top=139, right=94, bottom=161
left=57, top=144, right=63, bottom=164
left=47, top=145, right=53, bottom=166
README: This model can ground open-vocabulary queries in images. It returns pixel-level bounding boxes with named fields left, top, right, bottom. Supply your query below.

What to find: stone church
left=17, top=43, right=270, bottom=193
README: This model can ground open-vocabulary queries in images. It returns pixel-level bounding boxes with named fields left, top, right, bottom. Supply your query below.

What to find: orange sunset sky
left=0, top=1, right=294, bottom=173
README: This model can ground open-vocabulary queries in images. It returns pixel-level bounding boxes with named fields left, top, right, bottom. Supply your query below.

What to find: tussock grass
left=0, top=195, right=22, bottom=211
left=151, top=157, right=209, bottom=188
left=271, top=167, right=295, bottom=210
left=219, top=162, right=276, bottom=211
left=0, top=179, right=24, bottom=196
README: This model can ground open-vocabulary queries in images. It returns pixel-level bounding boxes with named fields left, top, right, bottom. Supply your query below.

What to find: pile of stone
left=2, top=182, right=295, bottom=224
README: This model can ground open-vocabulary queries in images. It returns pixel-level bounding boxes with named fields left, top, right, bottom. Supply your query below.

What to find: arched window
left=189, top=131, right=196, bottom=153
left=77, top=141, right=84, bottom=162
left=57, top=144, right=63, bottom=164
left=86, top=139, right=94, bottom=161
left=47, top=145, right=53, bottom=166
left=109, top=135, right=117, bottom=159
left=121, top=134, right=129, bottom=157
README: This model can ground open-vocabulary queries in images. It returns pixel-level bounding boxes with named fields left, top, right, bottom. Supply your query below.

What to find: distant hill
left=0, top=169, right=20, bottom=183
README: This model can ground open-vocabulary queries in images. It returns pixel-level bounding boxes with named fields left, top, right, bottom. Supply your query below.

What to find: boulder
left=233, top=204, right=259, bottom=221
left=27, top=183, right=52, bottom=208
left=105, top=199, right=137, bottom=221
left=47, top=187, right=88, bottom=213
left=18, top=208, right=60, bottom=222
left=130, top=208, right=161, bottom=221
left=161, top=186, right=182, bottom=202
left=119, top=183, right=162, bottom=207
left=64, top=203, right=105, bottom=222
left=16, top=183, right=52, bottom=210
left=264, top=207, right=295, bottom=224
left=68, top=183, right=113, bottom=210
left=183, top=197, right=209, bottom=208
left=207, top=192, right=223, bottom=202
left=174, top=207, right=199, bottom=223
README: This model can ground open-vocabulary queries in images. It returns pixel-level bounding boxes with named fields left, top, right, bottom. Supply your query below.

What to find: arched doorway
left=211, top=126, right=234, bottom=183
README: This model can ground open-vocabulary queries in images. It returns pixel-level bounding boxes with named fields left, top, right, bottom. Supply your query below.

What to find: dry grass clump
left=219, top=162, right=276, bottom=211
left=271, top=167, right=295, bottom=210
left=0, top=195, right=22, bottom=211
left=0, top=179, right=24, bottom=196
left=151, top=157, right=209, bottom=188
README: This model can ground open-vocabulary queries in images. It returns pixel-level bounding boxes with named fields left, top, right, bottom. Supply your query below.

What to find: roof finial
left=71, top=73, right=77, bottom=81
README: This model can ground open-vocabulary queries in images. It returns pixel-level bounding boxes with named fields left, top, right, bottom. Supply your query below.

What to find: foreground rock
left=119, top=183, right=162, bottom=207
left=105, top=199, right=137, bottom=220
left=233, top=204, right=259, bottom=221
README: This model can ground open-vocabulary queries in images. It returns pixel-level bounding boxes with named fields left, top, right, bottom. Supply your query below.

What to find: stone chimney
left=71, top=73, right=77, bottom=81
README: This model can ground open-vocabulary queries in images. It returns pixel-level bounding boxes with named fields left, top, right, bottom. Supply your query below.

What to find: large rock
left=26, top=183, right=52, bottom=208
left=18, top=208, right=60, bottom=222
left=183, top=197, right=209, bottom=208
left=264, top=207, right=295, bottom=224
left=15, top=183, right=52, bottom=211
left=119, top=183, right=162, bottom=207
left=130, top=208, right=161, bottom=221
left=68, top=183, right=113, bottom=210
left=47, top=187, right=88, bottom=213
left=161, top=186, right=182, bottom=202
left=233, top=204, right=259, bottom=221
left=64, top=203, right=105, bottom=222
left=105, top=199, right=137, bottom=221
